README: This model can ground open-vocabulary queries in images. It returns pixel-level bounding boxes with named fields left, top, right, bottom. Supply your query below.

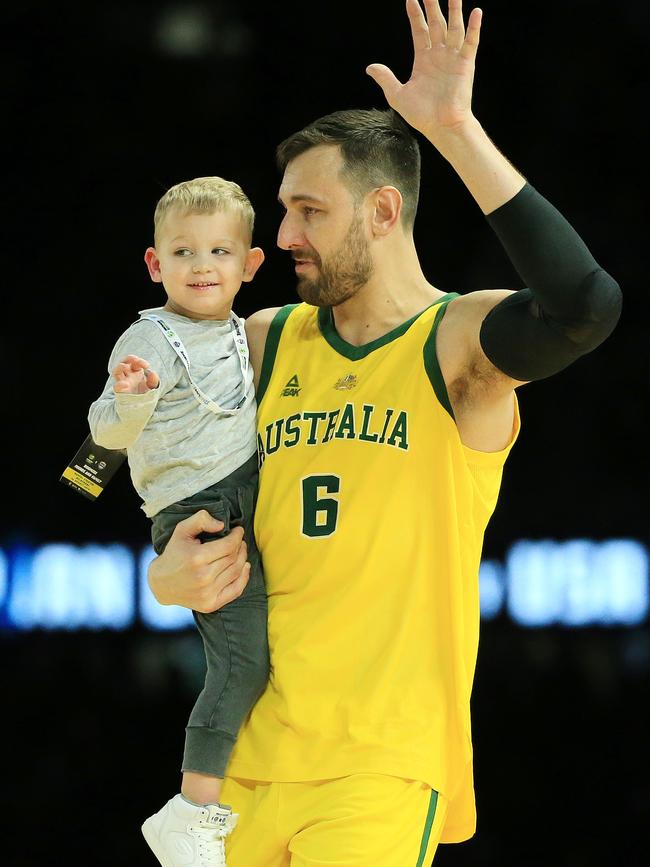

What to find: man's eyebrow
left=277, top=194, right=326, bottom=207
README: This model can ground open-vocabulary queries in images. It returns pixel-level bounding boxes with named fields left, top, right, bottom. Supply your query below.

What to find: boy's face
left=144, top=208, right=264, bottom=320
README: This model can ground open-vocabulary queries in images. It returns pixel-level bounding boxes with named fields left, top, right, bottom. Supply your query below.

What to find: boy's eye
left=213, top=248, right=230, bottom=255
left=174, top=248, right=192, bottom=257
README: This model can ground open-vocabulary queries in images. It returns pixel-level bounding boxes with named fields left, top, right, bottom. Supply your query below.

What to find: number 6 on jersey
left=301, top=474, right=341, bottom=537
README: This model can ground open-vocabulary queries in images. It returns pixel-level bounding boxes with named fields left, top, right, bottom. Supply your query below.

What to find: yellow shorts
left=221, top=773, right=447, bottom=866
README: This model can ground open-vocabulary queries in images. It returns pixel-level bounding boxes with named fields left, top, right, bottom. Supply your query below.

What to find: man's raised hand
left=366, top=0, right=482, bottom=146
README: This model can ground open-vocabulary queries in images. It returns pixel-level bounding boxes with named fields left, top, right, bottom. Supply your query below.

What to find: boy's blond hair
left=153, top=176, right=255, bottom=245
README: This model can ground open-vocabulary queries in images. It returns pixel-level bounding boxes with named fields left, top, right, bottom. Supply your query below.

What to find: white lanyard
left=140, top=312, right=249, bottom=416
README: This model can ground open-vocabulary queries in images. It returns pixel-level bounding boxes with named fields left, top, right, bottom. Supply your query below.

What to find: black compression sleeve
left=479, top=183, right=622, bottom=381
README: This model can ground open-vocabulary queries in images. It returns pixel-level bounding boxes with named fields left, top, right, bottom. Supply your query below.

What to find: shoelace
left=190, top=816, right=237, bottom=867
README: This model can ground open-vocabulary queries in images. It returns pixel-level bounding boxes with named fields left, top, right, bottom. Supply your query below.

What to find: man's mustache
left=291, top=249, right=321, bottom=265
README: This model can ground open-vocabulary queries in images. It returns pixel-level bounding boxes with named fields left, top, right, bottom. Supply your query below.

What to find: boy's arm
left=88, top=333, right=168, bottom=449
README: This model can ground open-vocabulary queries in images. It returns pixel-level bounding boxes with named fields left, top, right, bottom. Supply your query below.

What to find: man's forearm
left=430, top=117, right=622, bottom=381
left=430, top=116, right=526, bottom=215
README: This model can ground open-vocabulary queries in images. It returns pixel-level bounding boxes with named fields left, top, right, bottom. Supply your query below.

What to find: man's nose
left=277, top=213, right=304, bottom=250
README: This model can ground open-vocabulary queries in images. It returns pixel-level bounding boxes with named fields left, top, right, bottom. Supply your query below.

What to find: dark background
left=3, top=1, right=648, bottom=864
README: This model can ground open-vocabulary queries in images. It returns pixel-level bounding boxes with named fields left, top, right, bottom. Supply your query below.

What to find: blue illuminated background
left=1, top=537, right=647, bottom=632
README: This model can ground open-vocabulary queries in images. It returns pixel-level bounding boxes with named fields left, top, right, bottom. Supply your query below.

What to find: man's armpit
left=438, top=289, right=525, bottom=405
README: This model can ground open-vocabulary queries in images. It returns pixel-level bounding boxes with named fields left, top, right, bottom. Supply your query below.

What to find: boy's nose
left=192, top=261, right=213, bottom=273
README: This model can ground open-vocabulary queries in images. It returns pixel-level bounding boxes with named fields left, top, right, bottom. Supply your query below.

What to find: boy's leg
left=143, top=470, right=269, bottom=864
left=182, top=467, right=269, bottom=781
left=184, top=597, right=269, bottom=778
left=149, top=463, right=269, bottom=789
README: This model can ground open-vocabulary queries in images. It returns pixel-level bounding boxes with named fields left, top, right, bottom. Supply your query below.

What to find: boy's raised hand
left=112, top=354, right=160, bottom=394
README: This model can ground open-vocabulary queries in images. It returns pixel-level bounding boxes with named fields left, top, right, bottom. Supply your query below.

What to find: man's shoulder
left=439, top=288, right=518, bottom=363
left=244, top=307, right=285, bottom=382
left=445, top=288, right=516, bottom=320
left=244, top=307, right=284, bottom=350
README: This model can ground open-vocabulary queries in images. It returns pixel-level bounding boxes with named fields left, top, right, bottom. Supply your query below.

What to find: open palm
left=367, top=0, right=482, bottom=143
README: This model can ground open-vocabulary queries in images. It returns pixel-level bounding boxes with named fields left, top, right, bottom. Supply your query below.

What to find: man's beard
left=294, top=212, right=373, bottom=307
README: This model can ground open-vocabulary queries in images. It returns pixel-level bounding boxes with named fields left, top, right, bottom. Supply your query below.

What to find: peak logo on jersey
left=334, top=374, right=358, bottom=390
left=281, top=375, right=301, bottom=397
left=258, top=402, right=409, bottom=466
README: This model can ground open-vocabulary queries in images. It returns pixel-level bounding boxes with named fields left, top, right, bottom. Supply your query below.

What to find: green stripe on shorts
left=415, top=789, right=439, bottom=867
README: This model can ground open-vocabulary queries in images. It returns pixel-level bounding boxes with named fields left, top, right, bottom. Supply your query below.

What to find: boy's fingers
left=122, top=354, right=150, bottom=369
left=144, top=368, right=160, bottom=388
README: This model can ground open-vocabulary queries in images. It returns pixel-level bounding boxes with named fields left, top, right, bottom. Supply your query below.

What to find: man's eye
left=304, top=207, right=319, bottom=217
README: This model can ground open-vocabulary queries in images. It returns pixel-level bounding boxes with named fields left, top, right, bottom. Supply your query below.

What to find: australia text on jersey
left=257, top=402, right=409, bottom=466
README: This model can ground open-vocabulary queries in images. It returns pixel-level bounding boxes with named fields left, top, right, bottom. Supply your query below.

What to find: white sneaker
left=141, top=794, right=238, bottom=866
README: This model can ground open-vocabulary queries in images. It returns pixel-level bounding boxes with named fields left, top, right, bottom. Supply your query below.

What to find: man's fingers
left=406, top=0, right=433, bottom=51
left=423, top=0, right=447, bottom=44
left=216, top=562, right=251, bottom=608
left=196, top=557, right=250, bottom=613
left=212, top=535, right=248, bottom=587
left=459, top=7, right=482, bottom=61
left=173, top=509, right=226, bottom=543
left=366, top=64, right=403, bottom=103
left=200, top=525, right=246, bottom=562
left=447, top=0, right=466, bottom=49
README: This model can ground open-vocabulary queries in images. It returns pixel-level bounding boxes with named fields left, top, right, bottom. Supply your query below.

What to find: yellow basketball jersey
left=226, top=298, right=520, bottom=842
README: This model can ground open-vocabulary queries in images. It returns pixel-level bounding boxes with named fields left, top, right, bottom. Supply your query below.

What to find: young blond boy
left=88, top=177, right=267, bottom=866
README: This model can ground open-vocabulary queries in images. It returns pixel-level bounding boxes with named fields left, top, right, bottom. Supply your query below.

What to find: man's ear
left=242, top=247, right=265, bottom=282
left=371, top=186, right=402, bottom=236
left=144, top=247, right=163, bottom=283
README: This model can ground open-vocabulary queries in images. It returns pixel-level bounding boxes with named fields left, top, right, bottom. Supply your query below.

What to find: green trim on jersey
left=415, top=789, right=439, bottom=867
left=317, top=293, right=458, bottom=361
left=423, top=295, right=459, bottom=420
left=256, top=304, right=299, bottom=405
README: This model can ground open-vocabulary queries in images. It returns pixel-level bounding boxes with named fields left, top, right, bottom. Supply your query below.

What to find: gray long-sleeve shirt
left=88, top=307, right=257, bottom=517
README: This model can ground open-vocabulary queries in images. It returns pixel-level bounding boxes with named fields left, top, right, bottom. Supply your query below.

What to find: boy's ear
left=242, top=247, right=265, bottom=282
left=144, top=247, right=163, bottom=282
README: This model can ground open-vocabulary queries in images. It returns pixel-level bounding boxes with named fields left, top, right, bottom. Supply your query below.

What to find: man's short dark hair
left=276, top=108, right=421, bottom=228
